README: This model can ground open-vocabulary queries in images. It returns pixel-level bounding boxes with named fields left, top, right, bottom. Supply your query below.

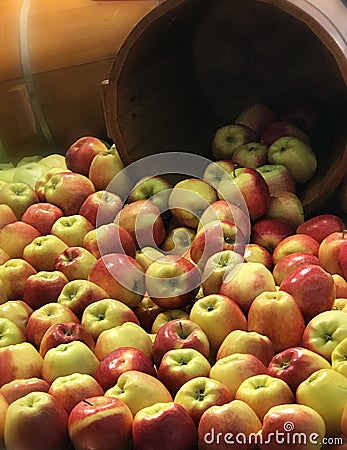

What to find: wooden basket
left=0, top=0, right=158, bottom=160
left=104, top=0, right=347, bottom=214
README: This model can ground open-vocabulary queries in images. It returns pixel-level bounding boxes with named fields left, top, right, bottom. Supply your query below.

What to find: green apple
left=296, top=368, right=347, bottom=436
left=235, top=374, right=294, bottom=421
left=189, top=294, right=247, bottom=355
left=42, top=341, right=99, bottom=384
left=13, top=163, right=48, bottom=188
left=232, top=142, right=268, bottom=169
left=0, top=164, right=15, bottom=183
left=16, top=155, right=42, bottom=166
left=331, top=337, right=347, bottom=376
left=105, top=370, right=172, bottom=416
left=23, top=235, right=68, bottom=271
left=0, top=182, right=38, bottom=219
left=81, top=298, right=139, bottom=340
left=51, top=214, right=94, bottom=247
left=268, top=137, right=317, bottom=184
left=0, top=318, right=26, bottom=348
left=212, top=124, right=255, bottom=160
left=174, top=376, right=233, bottom=425
left=94, top=322, right=153, bottom=361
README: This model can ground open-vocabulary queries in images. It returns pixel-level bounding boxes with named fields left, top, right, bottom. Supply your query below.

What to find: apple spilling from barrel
left=0, top=102, right=346, bottom=450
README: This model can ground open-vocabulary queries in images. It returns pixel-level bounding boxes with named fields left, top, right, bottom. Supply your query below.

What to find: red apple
left=157, top=348, right=211, bottom=396
left=57, top=279, right=108, bottom=318
left=338, top=245, right=347, bottom=280
left=235, top=103, right=277, bottom=137
left=115, top=199, right=166, bottom=248
left=319, top=231, right=347, bottom=276
left=54, top=246, right=96, bottom=280
left=65, top=136, right=108, bottom=176
left=21, top=203, right=64, bottom=235
left=79, top=190, right=123, bottom=227
left=248, top=290, right=305, bottom=352
left=152, top=318, right=210, bottom=367
left=88, top=253, right=146, bottom=308
left=280, top=264, right=336, bottom=322
left=88, top=145, right=125, bottom=192
left=132, top=401, right=197, bottom=450
left=83, top=223, right=136, bottom=259
left=145, top=255, right=201, bottom=310
left=134, top=295, right=165, bottom=333
left=272, top=252, right=320, bottom=286
left=256, top=164, right=296, bottom=195
left=0, top=343, right=43, bottom=387
left=297, top=214, right=345, bottom=243
left=0, top=221, right=40, bottom=259
left=259, top=404, right=326, bottom=450
left=190, top=219, right=245, bottom=269
left=272, top=233, right=320, bottom=265
left=0, top=377, right=50, bottom=404
left=4, top=392, right=69, bottom=450
left=261, top=120, right=310, bottom=146
left=220, top=261, right=276, bottom=313
left=39, top=322, right=95, bottom=357
left=202, top=249, right=244, bottom=296
left=0, top=205, right=17, bottom=229
left=216, top=329, right=275, bottom=366
left=210, top=353, right=268, bottom=398
left=68, top=396, right=133, bottom=450
left=251, top=218, right=294, bottom=253
left=198, top=200, right=250, bottom=240
left=151, top=309, right=189, bottom=334
left=25, top=302, right=79, bottom=348
left=280, top=101, right=320, bottom=134
left=48, top=373, right=104, bottom=414
left=218, top=167, right=270, bottom=222
left=198, top=399, right=262, bottom=450
left=44, top=171, right=95, bottom=215
left=0, top=258, right=37, bottom=300
left=268, top=347, right=331, bottom=391
left=23, top=270, right=68, bottom=309
left=95, top=346, right=156, bottom=391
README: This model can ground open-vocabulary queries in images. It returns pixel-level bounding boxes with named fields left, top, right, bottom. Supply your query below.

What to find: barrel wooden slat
left=0, top=0, right=158, bottom=158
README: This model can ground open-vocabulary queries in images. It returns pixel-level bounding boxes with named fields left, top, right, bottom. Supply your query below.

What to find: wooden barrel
left=0, top=0, right=158, bottom=161
left=104, top=0, right=347, bottom=215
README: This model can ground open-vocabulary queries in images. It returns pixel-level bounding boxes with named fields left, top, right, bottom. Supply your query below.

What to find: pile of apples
left=0, top=101, right=346, bottom=450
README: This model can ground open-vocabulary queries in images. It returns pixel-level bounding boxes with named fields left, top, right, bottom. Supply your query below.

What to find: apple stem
left=82, top=399, right=94, bottom=406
